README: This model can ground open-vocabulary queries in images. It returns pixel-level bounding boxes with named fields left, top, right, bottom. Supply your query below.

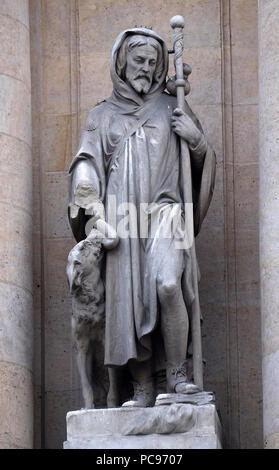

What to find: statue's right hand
left=94, top=219, right=119, bottom=251
left=102, top=235, right=119, bottom=250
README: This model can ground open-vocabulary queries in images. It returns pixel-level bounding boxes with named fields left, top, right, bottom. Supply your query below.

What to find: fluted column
left=258, top=0, right=279, bottom=449
left=0, top=0, right=33, bottom=448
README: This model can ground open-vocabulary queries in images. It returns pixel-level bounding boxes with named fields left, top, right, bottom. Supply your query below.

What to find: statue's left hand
left=171, top=108, right=202, bottom=147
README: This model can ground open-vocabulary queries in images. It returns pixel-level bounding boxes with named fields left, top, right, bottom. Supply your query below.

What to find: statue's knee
left=158, top=280, right=178, bottom=300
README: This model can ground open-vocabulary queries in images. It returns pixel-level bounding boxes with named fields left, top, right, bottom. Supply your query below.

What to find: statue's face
left=125, top=44, right=158, bottom=94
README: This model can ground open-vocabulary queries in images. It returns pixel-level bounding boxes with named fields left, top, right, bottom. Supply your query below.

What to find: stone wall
left=0, top=0, right=33, bottom=449
left=30, top=0, right=262, bottom=448
left=258, top=0, right=279, bottom=449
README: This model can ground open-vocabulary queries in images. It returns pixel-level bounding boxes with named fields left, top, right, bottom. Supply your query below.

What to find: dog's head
left=66, top=233, right=103, bottom=294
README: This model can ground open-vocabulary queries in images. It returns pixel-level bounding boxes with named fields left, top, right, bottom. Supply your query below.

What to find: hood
left=109, top=27, right=169, bottom=108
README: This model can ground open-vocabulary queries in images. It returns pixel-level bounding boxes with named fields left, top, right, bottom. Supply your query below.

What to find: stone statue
left=67, top=17, right=216, bottom=409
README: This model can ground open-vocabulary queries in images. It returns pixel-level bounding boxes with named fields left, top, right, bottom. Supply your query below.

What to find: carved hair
left=116, top=34, right=164, bottom=85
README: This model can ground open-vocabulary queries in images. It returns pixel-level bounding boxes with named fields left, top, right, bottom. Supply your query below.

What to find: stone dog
left=66, top=228, right=118, bottom=409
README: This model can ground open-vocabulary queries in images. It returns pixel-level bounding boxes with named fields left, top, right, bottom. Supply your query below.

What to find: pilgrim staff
left=170, top=15, right=203, bottom=391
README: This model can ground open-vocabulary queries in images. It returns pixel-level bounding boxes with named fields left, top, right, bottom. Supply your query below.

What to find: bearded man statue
left=68, top=27, right=216, bottom=407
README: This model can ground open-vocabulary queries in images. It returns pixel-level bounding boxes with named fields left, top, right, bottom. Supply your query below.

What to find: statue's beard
left=126, top=75, right=152, bottom=95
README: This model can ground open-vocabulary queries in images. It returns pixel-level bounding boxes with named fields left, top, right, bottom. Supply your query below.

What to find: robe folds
left=68, top=28, right=216, bottom=369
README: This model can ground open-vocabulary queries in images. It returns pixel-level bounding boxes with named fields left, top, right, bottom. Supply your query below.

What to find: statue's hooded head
left=110, top=28, right=169, bottom=104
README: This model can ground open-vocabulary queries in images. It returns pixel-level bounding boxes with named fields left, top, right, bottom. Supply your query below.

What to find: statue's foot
left=174, top=381, right=200, bottom=394
left=122, top=381, right=154, bottom=408
left=122, top=398, right=152, bottom=407
left=166, top=361, right=200, bottom=395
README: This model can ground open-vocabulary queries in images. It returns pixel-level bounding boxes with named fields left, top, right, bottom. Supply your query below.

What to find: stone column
left=258, top=0, right=279, bottom=449
left=0, top=0, right=33, bottom=448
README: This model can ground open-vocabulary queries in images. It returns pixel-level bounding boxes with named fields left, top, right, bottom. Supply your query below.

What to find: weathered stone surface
left=0, top=171, right=32, bottom=217
left=44, top=172, right=72, bottom=238
left=0, top=74, right=31, bottom=146
left=64, top=404, right=222, bottom=449
left=122, top=404, right=196, bottom=435
left=0, top=202, right=33, bottom=293
left=41, top=113, right=75, bottom=172
left=41, top=0, right=72, bottom=59
left=233, top=105, right=258, bottom=164
left=183, top=47, right=222, bottom=106
left=0, top=282, right=33, bottom=370
left=44, top=238, right=73, bottom=392
left=0, top=0, right=33, bottom=450
left=231, top=46, right=258, bottom=106
left=45, top=389, right=81, bottom=449
left=230, top=0, right=258, bottom=47
left=0, top=0, right=29, bottom=29
left=0, top=361, right=33, bottom=449
left=259, top=0, right=279, bottom=449
left=0, top=14, right=31, bottom=87
left=0, top=133, right=32, bottom=177
left=42, top=55, right=71, bottom=115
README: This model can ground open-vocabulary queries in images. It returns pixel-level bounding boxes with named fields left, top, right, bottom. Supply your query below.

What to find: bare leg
left=158, top=283, right=199, bottom=393
left=158, top=282, right=200, bottom=394
left=158, top=282, right=189, bottom=366
left=156, top=242, right=200, bottom=394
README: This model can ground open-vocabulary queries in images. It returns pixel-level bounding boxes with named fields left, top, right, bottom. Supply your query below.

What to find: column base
left=64, top=399, right=222, bottom=449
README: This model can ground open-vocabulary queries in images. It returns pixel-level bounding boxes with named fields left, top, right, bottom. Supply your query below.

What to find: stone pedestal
left=64, top=403, right=222, bottom=449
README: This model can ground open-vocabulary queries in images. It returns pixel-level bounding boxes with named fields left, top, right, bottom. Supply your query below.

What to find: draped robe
left=68, top=28, right=216, bottom=370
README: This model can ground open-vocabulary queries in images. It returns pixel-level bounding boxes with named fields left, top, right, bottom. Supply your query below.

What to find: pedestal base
left=64, top=401, right=222, bottom=449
